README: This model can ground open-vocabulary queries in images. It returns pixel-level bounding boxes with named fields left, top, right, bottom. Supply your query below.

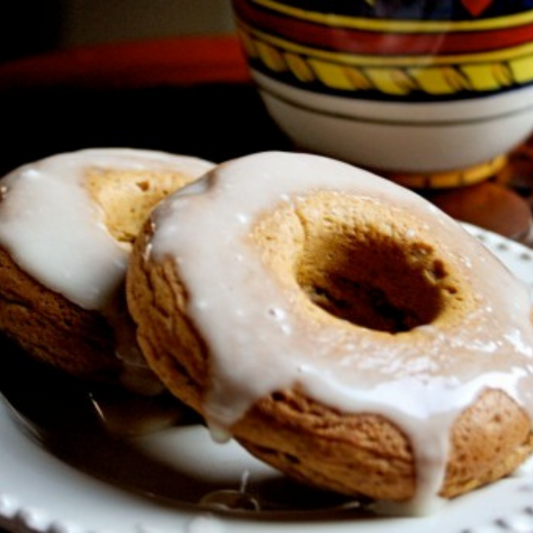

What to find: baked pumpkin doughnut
left=0, top=148, right=213, bottom=392
left=127, top=151, right=533, bottom=511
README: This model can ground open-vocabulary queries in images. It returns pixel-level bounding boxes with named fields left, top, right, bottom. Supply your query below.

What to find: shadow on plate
left=0, top=334, right=380, bottom=522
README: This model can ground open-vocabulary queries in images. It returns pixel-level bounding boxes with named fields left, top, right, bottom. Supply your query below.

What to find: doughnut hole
left=252, top=191, right=464, bottom=334
left=296, top=230, right=448, bottom=333
left=86, top=168, right=197, bottom=247
left=294, top=194, right=459, bottom=333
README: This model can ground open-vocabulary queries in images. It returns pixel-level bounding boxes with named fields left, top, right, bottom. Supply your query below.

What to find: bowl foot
left=381, top=156, right=508, bottom=189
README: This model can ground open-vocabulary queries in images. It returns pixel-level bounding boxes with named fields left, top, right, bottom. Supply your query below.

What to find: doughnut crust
left=0, top=244, right=116, bottom=380
left=127, top=152, right=533, bottom=505
left=0, top=149, right=213, bottom=385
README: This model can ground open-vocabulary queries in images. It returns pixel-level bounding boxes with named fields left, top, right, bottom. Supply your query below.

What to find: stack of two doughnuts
left=1, top=149, right=533, bottom=513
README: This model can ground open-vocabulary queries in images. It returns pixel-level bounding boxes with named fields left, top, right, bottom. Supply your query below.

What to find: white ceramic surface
left=1, top=225, right=533, bottom=533
left=254, top=71, right=533, bottom=173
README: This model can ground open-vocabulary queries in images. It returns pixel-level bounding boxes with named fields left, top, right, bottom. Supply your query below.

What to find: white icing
left=1, top=163, right=127, bottom=310
left=149, top=151, right=533, bottom=513
left=0, top=148, right=214, bottom=392
left=0, top=148, right=213, bottom=310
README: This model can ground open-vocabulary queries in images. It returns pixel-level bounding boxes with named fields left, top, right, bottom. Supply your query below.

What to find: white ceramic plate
left=1, top=224, right=533, bottom=533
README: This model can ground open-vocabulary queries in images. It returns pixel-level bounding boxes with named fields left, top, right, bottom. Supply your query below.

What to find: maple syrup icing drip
left=0, top=148, right=214, bottom=392
left=149, top=152, right=533, bottom=513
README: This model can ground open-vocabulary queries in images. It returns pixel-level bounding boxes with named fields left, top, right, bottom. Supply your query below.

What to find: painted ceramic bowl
left=232, top=0, right=533, bottom=187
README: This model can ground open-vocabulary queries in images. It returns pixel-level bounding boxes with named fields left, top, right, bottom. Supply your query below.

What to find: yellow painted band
left=252, top=0, right=533, bottom=33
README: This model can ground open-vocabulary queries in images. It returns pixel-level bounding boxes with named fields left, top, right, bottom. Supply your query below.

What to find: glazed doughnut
left=0, top=148, right=214, bottom=392
left=127, top=151, right=533, bottom=512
